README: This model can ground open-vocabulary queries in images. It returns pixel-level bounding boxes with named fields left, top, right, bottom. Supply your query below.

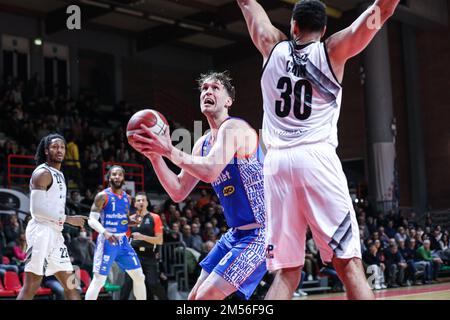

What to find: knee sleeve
left=126, top=268, right=146, bottom=300
left=127, top=268, right=145, bottom=283
left=85, top=274, right=107, bottom=300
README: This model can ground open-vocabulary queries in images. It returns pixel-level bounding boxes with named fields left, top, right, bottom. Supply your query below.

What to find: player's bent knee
left=127, top=268, right=145, bottom=283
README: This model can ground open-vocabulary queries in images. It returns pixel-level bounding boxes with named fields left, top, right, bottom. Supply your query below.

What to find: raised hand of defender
left=65, top=215, right=88, bottom=228
left=132, top=124, right=172, bottom=158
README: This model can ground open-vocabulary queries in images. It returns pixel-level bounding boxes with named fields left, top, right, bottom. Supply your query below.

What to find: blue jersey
left=201, top=118, right=265, bottom=228
left=101, top=188, right=130, bottom=234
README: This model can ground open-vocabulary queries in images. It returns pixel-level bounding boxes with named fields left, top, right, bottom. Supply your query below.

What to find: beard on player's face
left=109, top=178, right=124, bottom=189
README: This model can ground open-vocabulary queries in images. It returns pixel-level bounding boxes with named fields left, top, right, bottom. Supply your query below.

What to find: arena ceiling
left=0, top=0, right=365, bottom=51
left=0, top=0, right=446, bottom=54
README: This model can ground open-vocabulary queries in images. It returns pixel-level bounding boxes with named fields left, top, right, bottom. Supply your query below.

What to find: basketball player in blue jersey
left=237, top=0, right=400, bottom=299
left=85, top=165, right=146, bottom=300
left=129, top=71, right=267, bottom=300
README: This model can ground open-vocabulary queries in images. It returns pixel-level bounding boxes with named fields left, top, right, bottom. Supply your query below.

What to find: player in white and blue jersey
left=129, top=71, right=267, bottom=300
left=85, top=165, right=146, bottom=300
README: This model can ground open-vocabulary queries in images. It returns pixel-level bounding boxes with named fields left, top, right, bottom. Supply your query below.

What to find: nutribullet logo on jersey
left=223, top=185, right=235, bottom=197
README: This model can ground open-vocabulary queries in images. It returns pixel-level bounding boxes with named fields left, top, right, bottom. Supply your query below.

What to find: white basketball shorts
left=24, top=219, right=73, bottom=276
left=264, top=143, right=361, bottom=272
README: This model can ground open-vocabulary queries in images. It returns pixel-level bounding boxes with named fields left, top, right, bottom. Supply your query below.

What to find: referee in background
left=120, top=192, right=168, bottom=300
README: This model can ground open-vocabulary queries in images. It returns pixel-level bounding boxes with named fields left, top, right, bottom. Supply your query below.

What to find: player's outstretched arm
left=326, top=0, right=400, bottom=82
left=88, top=192, right=117, bottom=243
left=237, top=0, right=287, bottom=61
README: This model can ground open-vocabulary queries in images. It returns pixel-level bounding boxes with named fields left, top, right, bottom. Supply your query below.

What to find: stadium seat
left=0, top=276, right=16, bottom=298
left=79, top=269, right=91, bottom=293
left=19, top=273, right=53, bottom=296
left=4, top=271, right=22, bottom=294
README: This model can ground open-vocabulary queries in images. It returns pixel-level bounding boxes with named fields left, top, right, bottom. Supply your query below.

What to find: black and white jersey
left=261, top=40, right=343, bottom=149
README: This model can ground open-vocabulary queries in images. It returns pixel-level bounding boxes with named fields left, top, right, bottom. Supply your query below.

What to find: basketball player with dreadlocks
left=237, top=0, right=400, bottom=299
left=18, top=134, right=87, bottom=300
left=85, top=165, right=146, bottom=300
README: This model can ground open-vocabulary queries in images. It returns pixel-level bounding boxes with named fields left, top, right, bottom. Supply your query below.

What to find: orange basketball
left=126, top=109, right=168, bottom=145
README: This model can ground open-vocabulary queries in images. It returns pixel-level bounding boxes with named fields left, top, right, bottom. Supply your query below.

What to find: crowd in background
left=0, top=76, right=184, bottom=192
left=293, top=202, right=450, bottom=296
left=1, top=77, right=450, bottom=299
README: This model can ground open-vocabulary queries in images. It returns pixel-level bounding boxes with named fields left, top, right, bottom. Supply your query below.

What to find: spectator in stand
left=164, top=222, right=183, bottom=243
left=4, top=214, right=24, bottom=245
left=320, top=263, right=343, bottom=292
left=202, top=222, right=215, bottom=241
left=385, top=220, right=396, bottom=239
left=416, top=228, right=425, bottom=246
left=424, top=213, right=433, bottom=228
left=416, top=239, right=443, bottom=281
left=81, top=189, right=94, bottom=208
left=430, top=227, right=443, bottom=252
left=170, top=210, right=181, bottom=225
left=358, top=216, right=370, bottom=240
left=360, top=227, right=367, bottom=254
left=67, top=190, right=83, bottom=216
left=408, top=228, right=417, bottom=243
left=193, top=240, right=215, bottom=280
left=305, top=231, right=319, bottom=281
left=366, top=216, right=377, bottom=234
left=400, top=238, right=429, bottom=285
left=65, top=134, right=83, bottom=190
left=439, top=234, right=449, bottom=251
left=210, top=217, right=220, bottom=237
left=159, top=212, right=171, bottom=236
left=378, top=226, right=390, bottom=249
left=68, top=227, right=95, bottom=271
left=384, top=243, right=407, bottom=287
left=395, top=226, right=408, bottom=243
left=12, top=232, right=27, bottom=264
left=190, top=223, right=203, bottom=253
left=408, top=212, right=418, bottom=229
left=196, top=189, right=210, bottom=210
left=182, top=224, right=194, bottom=249
left=363, top=243, right=386, bottom=290
left=184, top=208, right=194, bottom=225
left=179, top=217, right=188, bottom=230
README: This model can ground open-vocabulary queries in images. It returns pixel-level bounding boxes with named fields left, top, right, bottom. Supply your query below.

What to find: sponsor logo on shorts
left=223, top=185, right=235, bottom=197
left=265, top=244, right=274, bottom=259
left=103, top=255, right=110, bottom=262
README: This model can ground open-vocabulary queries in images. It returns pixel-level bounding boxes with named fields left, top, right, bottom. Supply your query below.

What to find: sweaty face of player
left=200, top=78, right=232, bottom=115
left=109, top=168, right=125, bottom=189
left=135, top=195, right=148, bottom=211
left=46, top=139, right=66, bottom=164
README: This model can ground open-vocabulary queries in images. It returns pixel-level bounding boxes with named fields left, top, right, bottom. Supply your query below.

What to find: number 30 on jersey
left=275, top=77, right=312, bottom=120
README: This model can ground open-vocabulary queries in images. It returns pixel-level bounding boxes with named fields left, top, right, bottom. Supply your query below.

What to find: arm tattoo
left=91, top=192, right=106, bottom=213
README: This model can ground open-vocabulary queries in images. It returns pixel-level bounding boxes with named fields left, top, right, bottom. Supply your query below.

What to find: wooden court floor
left=294, top=280, right=450, bottom=300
